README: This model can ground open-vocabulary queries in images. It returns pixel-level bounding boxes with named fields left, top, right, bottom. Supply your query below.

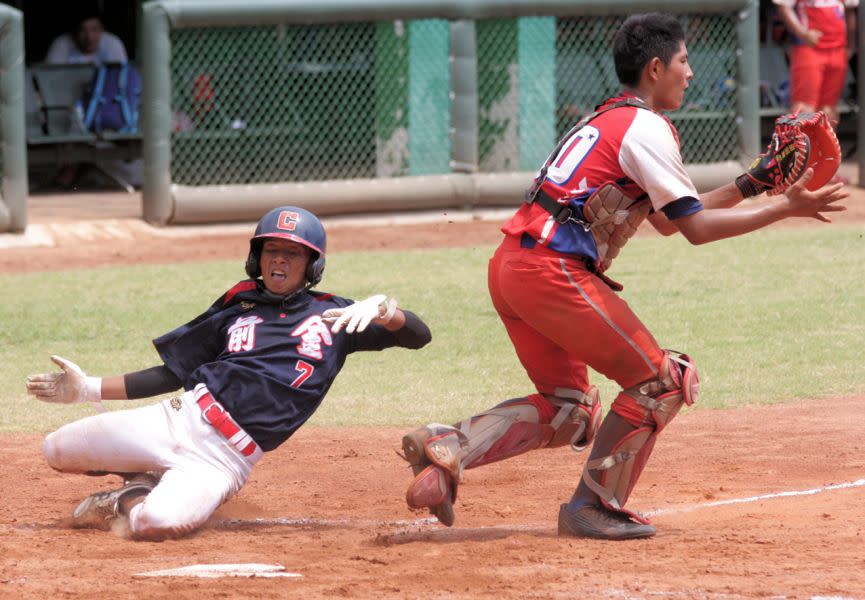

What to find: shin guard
left=581, top=351, right=698, bottom=522
left=458, top=388, right=602, bottom=470
left=404, top=388, right=602, bottom=511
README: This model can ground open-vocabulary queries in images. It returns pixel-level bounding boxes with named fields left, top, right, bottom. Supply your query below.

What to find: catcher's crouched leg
left=562, top=350, right=698, bottom=539
left=402, top=388, right=602, bottom=526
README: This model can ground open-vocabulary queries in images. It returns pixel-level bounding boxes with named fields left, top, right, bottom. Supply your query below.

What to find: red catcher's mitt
left=774, top=111, right=842, bottom=191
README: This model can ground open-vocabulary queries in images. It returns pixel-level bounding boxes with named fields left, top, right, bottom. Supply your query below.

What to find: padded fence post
left=450, top=19, right=478, bottom=173
left=735, top=0, right=760, bottom=163
left=141, top=1, right=175, bottom=225
left=476, top=19, right=518, bottom=172
left=858, top=6, right=865, bottom=186
left=0, top=5, right=28, bottom=232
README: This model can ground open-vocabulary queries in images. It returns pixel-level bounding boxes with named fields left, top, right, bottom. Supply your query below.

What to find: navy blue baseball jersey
left=154, top=280, right=422, bottom=451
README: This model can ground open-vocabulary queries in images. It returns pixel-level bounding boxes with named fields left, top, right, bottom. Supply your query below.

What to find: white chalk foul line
left=215, top=516, right=438, bottom=528
left=208, top=478, right=865, bottom=535
left=644, top=478, right=865, bottom=518
left=134, top=563, right=301, bottom=579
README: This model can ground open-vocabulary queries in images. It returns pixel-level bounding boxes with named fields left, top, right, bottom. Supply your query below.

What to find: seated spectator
left=41, top=8, right=140, bottom=191
left=45, top=9, right=127, bottom=66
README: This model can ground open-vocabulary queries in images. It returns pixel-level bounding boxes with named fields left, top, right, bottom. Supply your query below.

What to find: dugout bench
left=25, top=62, right=142, bottom=192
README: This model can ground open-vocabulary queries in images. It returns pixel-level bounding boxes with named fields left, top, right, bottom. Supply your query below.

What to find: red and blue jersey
left=502, top=94, right=700, bottom=262
left=154, top=280, right=417, bottom=451
left=774, top=0, right=858, bottom=49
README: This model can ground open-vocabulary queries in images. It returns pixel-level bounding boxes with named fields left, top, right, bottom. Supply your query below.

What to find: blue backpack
left=81, top=62, right=141, bottom=134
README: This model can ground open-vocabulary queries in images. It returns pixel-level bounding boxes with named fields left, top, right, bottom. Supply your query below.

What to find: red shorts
left=487, top=235, right=665, bottom=396
left=789, top=45, right=848, bottom=109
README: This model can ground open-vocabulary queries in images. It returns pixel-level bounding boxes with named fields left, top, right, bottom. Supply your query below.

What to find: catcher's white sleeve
left=618, top=109, right=699, bottom=212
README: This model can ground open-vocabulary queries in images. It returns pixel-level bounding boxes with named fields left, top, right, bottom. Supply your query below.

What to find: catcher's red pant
left=488, top=235, right=666, bottom=424
left=789, top=45, right=848, bottom=110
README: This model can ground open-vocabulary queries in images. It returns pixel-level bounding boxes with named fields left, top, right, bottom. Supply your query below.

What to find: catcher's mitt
left=735, top=119, right=810, bottom=198
left=775, top=111, right=842, bottom=191
left=735, top=111, right=841, bottom=198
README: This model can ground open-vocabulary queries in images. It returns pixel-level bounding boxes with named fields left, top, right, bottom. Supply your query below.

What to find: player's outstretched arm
left=322, top=294, right=431, bottom=348
left=699, top=182, right=749, bottom=209
left=323, top=294, right=401, bottom=334
left=670, top=169, right=848, bottom=245
left=779, top=168, right=848, bottom=222
left=26, top=355, right=112, bottom=411
left=647, top=181, right=747, bottom=236
left=26, top=356, right=182, bottom=407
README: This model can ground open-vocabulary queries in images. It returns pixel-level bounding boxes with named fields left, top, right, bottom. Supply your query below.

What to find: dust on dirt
left=0, top=397, right=863, bottom=599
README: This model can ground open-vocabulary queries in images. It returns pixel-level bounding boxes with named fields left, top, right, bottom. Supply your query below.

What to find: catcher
left=26, top=206, right=431, bottom=540
left=400, top=13, right=847, bottom=540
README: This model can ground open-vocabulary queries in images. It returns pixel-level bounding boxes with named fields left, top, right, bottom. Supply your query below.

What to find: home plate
left=134, top=563, right=302, bottom=579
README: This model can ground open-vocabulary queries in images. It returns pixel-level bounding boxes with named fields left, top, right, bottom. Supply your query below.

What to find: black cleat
left=430, top=496, right=455, bottom=527
left=557, top=503, right=656, bottom=540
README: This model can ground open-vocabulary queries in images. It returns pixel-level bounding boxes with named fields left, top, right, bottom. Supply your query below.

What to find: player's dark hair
left=68, top=1, right=104, bottom=34
left=613, top=13, right=685, bottom=87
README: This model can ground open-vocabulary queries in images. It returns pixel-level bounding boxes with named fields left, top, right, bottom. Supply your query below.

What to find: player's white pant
left=42, top=386, right=262, bottom=539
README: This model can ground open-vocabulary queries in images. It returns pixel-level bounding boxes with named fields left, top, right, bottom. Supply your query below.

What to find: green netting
left=170, top=24, right=377, bottom=185
left=676, top=14, right=739, bottom=163
left=167, top=11, right=740, bottom=186
left=169, top=20, right=451, bottom=185
left=552, top=14, right=739, bottom=164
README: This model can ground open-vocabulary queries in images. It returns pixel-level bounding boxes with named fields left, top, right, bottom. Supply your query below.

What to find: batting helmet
left=245, top=206, right=327, bottom=285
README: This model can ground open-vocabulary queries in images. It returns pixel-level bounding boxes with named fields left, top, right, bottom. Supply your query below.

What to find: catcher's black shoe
left=430, top=495, right=455, bottom=528
left=71, top=473, right=159, bottom=530
left=401, top=428, right=456, bottom=527
left=557, top=503, right=656, bottom=540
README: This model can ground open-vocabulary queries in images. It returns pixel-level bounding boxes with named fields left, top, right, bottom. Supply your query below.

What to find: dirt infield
left=1, top=398, right=863, bottom=599
left=1, top=187, right=864, bottom=598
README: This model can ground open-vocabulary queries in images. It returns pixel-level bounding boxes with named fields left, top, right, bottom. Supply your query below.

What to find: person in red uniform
left=399, top=12, right=848, bottom=540
left=774, top=0, right=858, bottom=125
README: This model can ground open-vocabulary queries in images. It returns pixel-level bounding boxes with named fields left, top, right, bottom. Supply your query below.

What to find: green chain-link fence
left=165, top=13, right=740, bottom=186
left=169, top=20, right=452, bottom=185
left=560, top=14, right=738, bottom=163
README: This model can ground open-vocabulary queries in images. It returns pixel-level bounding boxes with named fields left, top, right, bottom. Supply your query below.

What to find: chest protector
left=582, top=184, right=651, bottom=273
left=528, top=97, right=657, bottom=273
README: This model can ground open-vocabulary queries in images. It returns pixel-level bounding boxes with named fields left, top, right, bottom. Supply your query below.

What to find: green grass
left=2, top=225, right=864, bottom=432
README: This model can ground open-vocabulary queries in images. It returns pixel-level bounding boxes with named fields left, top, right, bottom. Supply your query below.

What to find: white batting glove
left=322, top=294, right=398, bottom=334
left=26, top=355, right=105, bottom=411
